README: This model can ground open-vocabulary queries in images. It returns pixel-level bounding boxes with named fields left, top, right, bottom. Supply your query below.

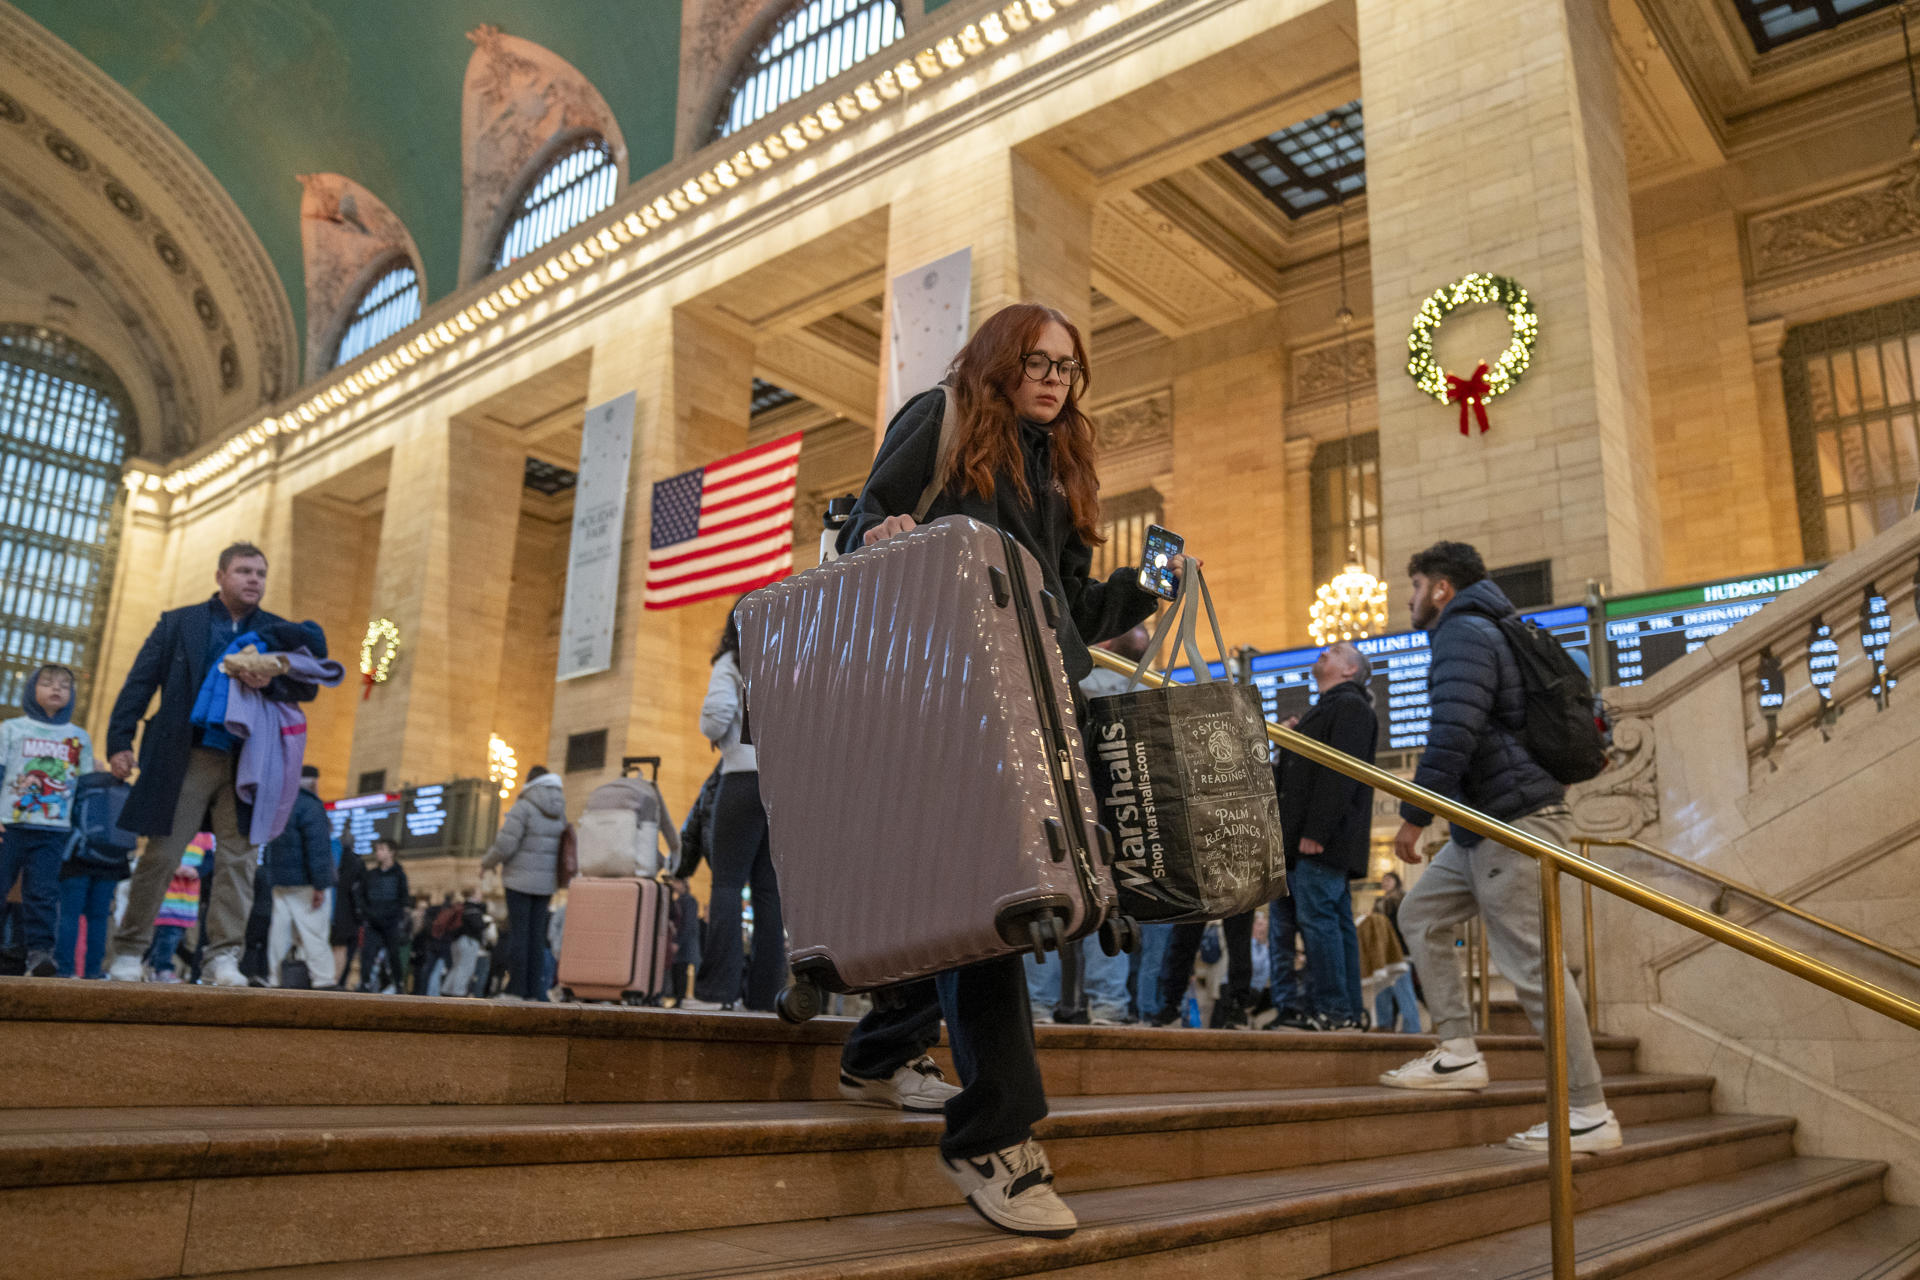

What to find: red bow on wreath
left=361, top=670, right=376, bottom=701
left=1445, top=362, right=1492, bottom=436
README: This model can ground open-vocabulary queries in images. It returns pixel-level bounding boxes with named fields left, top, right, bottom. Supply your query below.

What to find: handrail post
left=1478, top=917, right=1493, bottom=1033
left=1539, top=860, right=1577, bottom=1278
left=1579, top=843, right=1599, bottom=1036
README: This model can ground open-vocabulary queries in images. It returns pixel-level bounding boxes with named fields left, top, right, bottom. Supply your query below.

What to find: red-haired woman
left=832, top=302, right=1192, bottom=1238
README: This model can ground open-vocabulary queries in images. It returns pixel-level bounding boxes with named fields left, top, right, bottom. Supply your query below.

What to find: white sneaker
left=940, top=1138, right=1078, bottom=1238
left=203, top=955, right=248, bottom=988
left=677, top=997, right=732, bottom=1011
left=840, top=1054, right=963, bottom=1113
left=106, top=954, right=144, bottom=983
left=1507, top=1107, right=1622, bottom=1153
left=1379, top=1046, right=1490, bottom=1091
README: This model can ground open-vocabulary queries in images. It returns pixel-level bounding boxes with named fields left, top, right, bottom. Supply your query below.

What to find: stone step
left=1723, top=1205, right=1920, bottom=1279
left=0, top=1079, right=1726, bottom=1276
left=167, top=1119, right=1838, bottom=1280
left=0, top=1073, right=1715, bottom=1190
left=0, top=980, right=1641, bottom=1109
left=1329, top=1155, right=1891, bottom=1279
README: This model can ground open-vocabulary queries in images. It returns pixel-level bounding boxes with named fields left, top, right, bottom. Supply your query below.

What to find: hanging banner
left=556, top=390, right=636, bottom=681
left=886, top=247, right=972, bottom=421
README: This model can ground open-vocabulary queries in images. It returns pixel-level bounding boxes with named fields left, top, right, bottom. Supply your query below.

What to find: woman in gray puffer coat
left=481, top=767, right=568, bottom=1000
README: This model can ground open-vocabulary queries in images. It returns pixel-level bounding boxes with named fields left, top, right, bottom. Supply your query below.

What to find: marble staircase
left=1, top=981, right=1913, bottom=1279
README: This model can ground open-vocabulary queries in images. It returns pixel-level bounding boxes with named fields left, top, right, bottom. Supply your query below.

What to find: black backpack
left=1494, top=615, right=1610, bottom=785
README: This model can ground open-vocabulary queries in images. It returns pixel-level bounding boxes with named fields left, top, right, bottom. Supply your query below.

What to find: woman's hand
left=1170, top=553, right=1205, bottom=589
left=863, top=514, right=919, bottom=546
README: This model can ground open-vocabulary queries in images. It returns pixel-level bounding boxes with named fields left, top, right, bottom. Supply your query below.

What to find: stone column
left=1284, top=435, right=1318, bottom=648
left=1748, top=317, right=1808, bottom=565
left=349, top=416, right=526, bottom=788
left=1166, top=344, right=1291, bottom=647
left=873, top=147, right=1093, bottom=434
left=544, top=306, right=756, bottom=818
left=1358, top=0, right=1661, bottom=596
left=289, top=492, right=381, bottom=791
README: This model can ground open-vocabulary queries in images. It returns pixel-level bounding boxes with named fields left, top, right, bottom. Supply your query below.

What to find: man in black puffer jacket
left=1376, top=542, right=1617, bottom=1156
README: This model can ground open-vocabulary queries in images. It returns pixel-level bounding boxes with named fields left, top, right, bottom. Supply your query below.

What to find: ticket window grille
left=1782, top=296, right=1920, bottom=559
left=1092, top=488, right=1163, bottom=584
left=1310, top=433, right=1382, bottom=588
left=0, top=326, right=129, bottom=714
left=718, top=0, right=905, bottom=140
left=490, top=137, right=619, bottom=272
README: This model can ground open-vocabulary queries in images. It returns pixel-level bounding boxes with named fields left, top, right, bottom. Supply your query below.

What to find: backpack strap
left=911, top=386, right=959, bottom=524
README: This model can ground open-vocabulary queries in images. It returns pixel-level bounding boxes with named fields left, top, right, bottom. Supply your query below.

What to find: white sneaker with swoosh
left=939, top=1138, right=1078, bottom=1238
left=839, top=1055, right=962, bottom=1113
left=1378, top=1046, right=1490, bottom=1090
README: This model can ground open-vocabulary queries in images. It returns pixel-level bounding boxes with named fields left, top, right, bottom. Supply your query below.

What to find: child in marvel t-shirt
left=0, top=664, right=97, bottom=976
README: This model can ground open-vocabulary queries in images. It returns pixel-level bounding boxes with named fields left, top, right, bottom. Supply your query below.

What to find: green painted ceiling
left=18, top=0, right=684, bottom=357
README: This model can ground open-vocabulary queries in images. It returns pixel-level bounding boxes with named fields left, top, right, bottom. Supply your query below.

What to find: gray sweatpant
left=113, top=748, right=257, bottom=966
left=1398, top=805, right=1606, bottom=1108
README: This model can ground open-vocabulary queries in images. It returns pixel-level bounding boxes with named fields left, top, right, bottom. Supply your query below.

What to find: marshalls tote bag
left=1082, top=567, right=1288, bottom=923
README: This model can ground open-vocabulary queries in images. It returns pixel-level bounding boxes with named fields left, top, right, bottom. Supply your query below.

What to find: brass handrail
left=1088, top=647, right=1920, bottom=1280
left=1577, top=835, right=1920, bottom=972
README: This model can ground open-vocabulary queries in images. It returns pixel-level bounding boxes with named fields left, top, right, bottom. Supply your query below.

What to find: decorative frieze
left=1291, top=337, right=1375, bottom=406
left=1748, top=160, right=1920, bottom=279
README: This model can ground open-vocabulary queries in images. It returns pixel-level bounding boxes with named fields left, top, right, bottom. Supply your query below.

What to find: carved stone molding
left=1569, top=715, right=1660, bottom=840
left=1291, top=336, right=1374, bottom=406
left=1094, top=391, right=1172, bottom=455
left=457, top=25, right=629, bottom=287
left=1091, top=193, right=1271, bottom=338
left=1748, top=160, right=1920, bottom=279
left=298, top=175, right=426, bottom=378
left=0, top=4, right=294, bottom=414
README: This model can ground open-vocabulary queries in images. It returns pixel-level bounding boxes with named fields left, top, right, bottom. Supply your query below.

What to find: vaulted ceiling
left=8, top=0, right=682, bottom=348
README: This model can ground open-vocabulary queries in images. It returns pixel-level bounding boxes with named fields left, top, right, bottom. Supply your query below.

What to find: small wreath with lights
left=1405, top=273, right=1539, bottom=435
left=358, top=617, right=401, bottom=700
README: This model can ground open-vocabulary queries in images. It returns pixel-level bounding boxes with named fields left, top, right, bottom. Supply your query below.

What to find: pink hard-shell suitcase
left=734, top=515, right=1129, bottom=1022
left=557, top=877, right=674, bottom=1005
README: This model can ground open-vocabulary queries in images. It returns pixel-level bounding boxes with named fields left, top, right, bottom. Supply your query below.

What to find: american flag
left=644, top=432, right=803, bottom=610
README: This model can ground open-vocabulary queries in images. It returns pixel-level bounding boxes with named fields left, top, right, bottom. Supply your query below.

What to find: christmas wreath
left=1405, top=273, right=1539, bottom=434
left=359, top=617, right=401, bottom=700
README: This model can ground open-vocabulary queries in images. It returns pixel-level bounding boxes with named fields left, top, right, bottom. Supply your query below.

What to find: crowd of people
left=0, top=302, right=1613, bottom=1245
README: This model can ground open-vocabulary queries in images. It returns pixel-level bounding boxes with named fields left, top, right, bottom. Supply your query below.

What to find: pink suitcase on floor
left=557, top=877, right=674, bottom=1005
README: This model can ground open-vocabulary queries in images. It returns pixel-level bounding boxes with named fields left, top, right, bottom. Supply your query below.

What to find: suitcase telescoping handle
left=622, top=755, right=661, bottom=781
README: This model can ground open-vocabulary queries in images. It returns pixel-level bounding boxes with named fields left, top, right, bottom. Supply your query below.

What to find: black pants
left=693, top=771, right=784, bottom=1011
left=505, top=889, right=552, bottom=1001
left=358, top=915, right=409, bottom=991
left=1159, top=910, right=1256, bottom=1016
left=841, top=952, right=1045, bottom=1160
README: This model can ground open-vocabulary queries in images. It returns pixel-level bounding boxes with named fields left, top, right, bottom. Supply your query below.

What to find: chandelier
left=1308, top=191, right=1388, bottom=646
left=488, top=733, right=519, bottom=800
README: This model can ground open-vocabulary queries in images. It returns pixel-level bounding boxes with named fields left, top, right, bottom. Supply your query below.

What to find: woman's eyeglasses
left=1020, top=353, right=1084, bottom=385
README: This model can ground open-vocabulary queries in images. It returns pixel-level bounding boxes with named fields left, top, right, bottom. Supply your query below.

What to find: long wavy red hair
left=942, top=303, right=1103, bottom=544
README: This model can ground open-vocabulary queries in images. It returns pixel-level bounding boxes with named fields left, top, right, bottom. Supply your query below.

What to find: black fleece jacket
left=838, top=388, right=1158, bottom=680
left=1275, top=677, right=1378, bottom=877
left=1400, top=579, right=1566, bottom=847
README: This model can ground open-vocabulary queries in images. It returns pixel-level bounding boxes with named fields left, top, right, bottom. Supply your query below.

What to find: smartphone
left=1138, top=524, right=1185, bottom=601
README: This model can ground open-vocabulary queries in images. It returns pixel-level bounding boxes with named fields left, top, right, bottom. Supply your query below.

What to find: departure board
left=1169, top=604, right=1592, bottom=754
left=324, top=779, right=492, bottom=856
left=1604, top=567, right=1820, bottom=689
left=324, top=790, right=402, bottom=852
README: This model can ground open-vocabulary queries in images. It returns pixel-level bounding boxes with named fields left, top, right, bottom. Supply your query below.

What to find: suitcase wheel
left=1026, top=914, right=1063, bottom=962
left=621, top=992, right=648, bottom=1007
left=1099, top=914, right=1142, bottom=957
left=560, top=988, right=575, bottom=1003
left=776, top=980, right=822, bottom=1024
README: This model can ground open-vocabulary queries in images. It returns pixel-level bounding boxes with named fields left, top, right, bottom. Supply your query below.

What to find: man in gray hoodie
left=482, top=766, right=567, bottom=1001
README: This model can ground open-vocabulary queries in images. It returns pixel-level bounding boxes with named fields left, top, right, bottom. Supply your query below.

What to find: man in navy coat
left=104, top=543, right=316, bottom=986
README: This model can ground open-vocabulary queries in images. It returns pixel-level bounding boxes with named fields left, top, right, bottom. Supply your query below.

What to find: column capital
left=1748, top=316, right=1789, bottom=364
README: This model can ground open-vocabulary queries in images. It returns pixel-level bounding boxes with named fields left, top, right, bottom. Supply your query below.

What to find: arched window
left=0, top=326, right=129, bottom=710
left=491, top=137, right=619, bottom=272
left=333, top=261, right=421, bottom=368
left=719, top=0, right=905, bottom=140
